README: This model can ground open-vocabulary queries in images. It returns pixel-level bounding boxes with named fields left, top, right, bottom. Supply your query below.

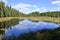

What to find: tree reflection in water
left=2, top=20, right=60, bottom=40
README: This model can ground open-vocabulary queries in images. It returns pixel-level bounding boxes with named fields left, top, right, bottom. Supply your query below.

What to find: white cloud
left=53, top=7, right=60, bottom=11
left=0, top=0, right=8, bottom=4
left=12, top=3, right=32, bottom=9
left=52, top=1, right=60, bottom=4
left=33, top=5, right=38, bottom=8
left=41, top=7, right=48, bottom=12
left=32, top=8, right=40, bottom=12
left=51, top=0, right=60, bottom=11
left=19, top=8, right=30, bottom=14
left=12, top=3, right=39, bottom=14
left=33, top=7, right=48, bottom=13
left=12, top=3, right=48, bottom=13
left=51, top=0, right=60, bottom=6
left=34, top=8, right=40, bottom=11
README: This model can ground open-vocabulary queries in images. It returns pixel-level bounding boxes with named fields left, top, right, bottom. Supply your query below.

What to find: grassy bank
left=0, top=17, right=19, bottom=22
left=0, top=17, right=60, bottom=24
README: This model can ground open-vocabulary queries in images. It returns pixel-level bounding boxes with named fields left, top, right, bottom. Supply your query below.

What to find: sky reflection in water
left=4, top=20, right=59, bottom=38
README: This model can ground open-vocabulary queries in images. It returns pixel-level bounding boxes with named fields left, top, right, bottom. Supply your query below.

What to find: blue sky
left=0, top=0, right=60, bottom=14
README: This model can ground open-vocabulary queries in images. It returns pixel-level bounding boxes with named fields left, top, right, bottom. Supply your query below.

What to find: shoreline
left=0, top=34, right=3, bottom=40
left=0, top=17, right=60, bottom=24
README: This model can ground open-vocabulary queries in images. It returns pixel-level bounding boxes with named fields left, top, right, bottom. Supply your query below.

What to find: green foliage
left=0, top=1, right=22, bottom=17
left=0, top=1, right=5, bottom=17
left=21, top=11, right=60, bottom=17
left=27, top=12, right=40, bottom=17
left=26, top=11, right=60, bottom=17
left=40, top=11, right=60, bottom=17
left=0, top=19, right=19, bottom=34
left=0, top=1, right=60, bottom=17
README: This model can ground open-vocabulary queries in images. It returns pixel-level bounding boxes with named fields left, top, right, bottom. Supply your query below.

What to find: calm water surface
left=0, top=19, right=19, bottom=34
left=3, top=20, right=59, bottom=39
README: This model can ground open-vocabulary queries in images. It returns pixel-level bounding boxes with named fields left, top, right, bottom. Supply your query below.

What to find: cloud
left=0, top=0, right=8, bottom=4
left=12, top=3, right=39, bottom=14
left=32, top=7, right=48, bottom=13
left=33, top=5, right=38, bottom=8
left=51, top=0, right=60, bottom=11
left=12, top=3, right=49, bottom=13
left=53, top=7, right=60, bottom=11
left=41, top=7, right=47, bottom=11
left=34, top=8, right=40, bottom=11
left=12, top=3, right=32, bottom=9
left=41, top=7, right=48, bottom=12
left=51, top=0, right=60, bottom=6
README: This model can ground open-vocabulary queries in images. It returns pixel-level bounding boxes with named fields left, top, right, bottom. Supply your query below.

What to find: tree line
left=26, top=11, right=60, bottom=17
left=0, top=1, right=22, bottom=17
left=0, top=1, right=60, bottom=17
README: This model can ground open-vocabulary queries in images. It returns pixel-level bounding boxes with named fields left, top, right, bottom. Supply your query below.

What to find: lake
left=0, top=19, right=60, bottom=40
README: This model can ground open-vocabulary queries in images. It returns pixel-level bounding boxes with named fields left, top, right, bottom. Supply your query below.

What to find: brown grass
left=0, top=17, right=60, bottom=23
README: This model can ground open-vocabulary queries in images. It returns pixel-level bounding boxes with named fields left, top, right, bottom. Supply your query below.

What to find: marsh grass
left=0, top=17, right=60, bottom=23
